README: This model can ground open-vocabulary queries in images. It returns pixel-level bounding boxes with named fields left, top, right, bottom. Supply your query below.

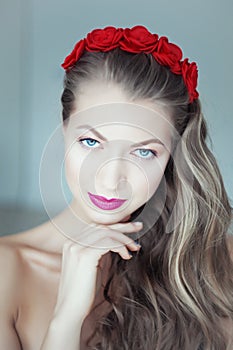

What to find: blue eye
left=134, top=149, right=157, bottom=159
left=78, top=138, right=100, bottom=148
left=78, top=138, right=157, bottom=159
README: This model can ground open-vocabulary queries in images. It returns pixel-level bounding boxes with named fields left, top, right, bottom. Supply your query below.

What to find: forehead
left=67, top=102, right=174, bottom=150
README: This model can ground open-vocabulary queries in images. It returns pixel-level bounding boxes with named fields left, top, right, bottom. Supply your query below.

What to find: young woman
left=0, top=25, right=232, bottom=350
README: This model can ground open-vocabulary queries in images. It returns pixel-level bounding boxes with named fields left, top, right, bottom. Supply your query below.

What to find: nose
left=96, top=157, right=128, bottom=195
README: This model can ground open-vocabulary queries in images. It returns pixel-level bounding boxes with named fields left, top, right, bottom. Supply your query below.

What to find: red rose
left=181, top=58, right=199, bottom=102
left=152, top=36, right=183, bottom=73
left=85, top=26, right=123, bottom=51
left=61, top=39, right=85, bottom=70
left=120, top=25, right=158, bottom=53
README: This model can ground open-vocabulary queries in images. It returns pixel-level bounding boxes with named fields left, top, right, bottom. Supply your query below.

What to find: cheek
left=131, top=161, right=167, bottom=201
left=146, top=170, right=164, bottom=196
left=64, top=149, right=83, bottom=192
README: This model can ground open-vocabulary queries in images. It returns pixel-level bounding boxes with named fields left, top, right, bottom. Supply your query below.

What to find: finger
left=83, top=235, right=141, bottom=259
left=65, top=223, right=141, bottom=250
left=103, top=236, right=136, bottom=259
left=109, top=244, right=133, bottom=259
left=81, top=230, right=141, bottom=252
left=108, top=221, right=143, bottom=233
left=104, top=230, right=141, bottom=251
left=65, top=221, right=143, bottom=246
left=80, top=238, right=133, bottom=261
left=62, top=222, right=142, bottom=255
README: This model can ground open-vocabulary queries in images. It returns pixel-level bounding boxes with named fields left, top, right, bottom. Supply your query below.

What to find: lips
left=88, top=192, right=127, bottom=210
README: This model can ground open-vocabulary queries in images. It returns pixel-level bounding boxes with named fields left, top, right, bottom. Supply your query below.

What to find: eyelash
left=77, top=137, right=158, bottom=160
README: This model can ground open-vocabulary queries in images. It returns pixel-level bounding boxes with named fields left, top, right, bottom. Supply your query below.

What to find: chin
left=89, top=210, right=132, bottom=226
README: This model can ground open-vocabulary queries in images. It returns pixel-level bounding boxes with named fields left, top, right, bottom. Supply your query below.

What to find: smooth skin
left=0, top=81, right=232, bottom=349
left=0, top=216, right=142, bottom=349
left=0, top=81, right=172, bottom=350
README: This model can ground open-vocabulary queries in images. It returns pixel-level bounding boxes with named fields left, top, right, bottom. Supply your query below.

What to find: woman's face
left=63, top=81, right=173, bottom=225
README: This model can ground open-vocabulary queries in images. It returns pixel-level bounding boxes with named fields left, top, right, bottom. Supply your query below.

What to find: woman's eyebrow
left=76, top=124, right=165, bottom=148
left=132, top=139, right=165, bottom=148
left=76, top=124, right=107, bottom=141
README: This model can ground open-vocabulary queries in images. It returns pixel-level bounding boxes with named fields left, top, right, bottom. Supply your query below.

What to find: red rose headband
left=61, top=25, right=199, bottom=103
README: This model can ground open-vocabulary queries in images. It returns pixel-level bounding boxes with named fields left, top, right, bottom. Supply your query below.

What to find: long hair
left=61, top=48, right=233, bottom=349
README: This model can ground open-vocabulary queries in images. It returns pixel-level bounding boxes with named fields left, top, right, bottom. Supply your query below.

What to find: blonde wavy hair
left=61, top=48, right=233, bottom=349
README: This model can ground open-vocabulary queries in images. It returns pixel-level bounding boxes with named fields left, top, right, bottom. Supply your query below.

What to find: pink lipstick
left=88, top=192, right=127, bottom=210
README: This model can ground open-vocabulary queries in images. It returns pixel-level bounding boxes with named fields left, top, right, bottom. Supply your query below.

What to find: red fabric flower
left=152, top=36, right=183, bottom=74
left=85, top=26, right=123, bottom=51
left=61, top=39, right=85, bottom=70
left=120, top=25, right=158, bottom=53
left=181, top=58, right=199, bottom=103
left=61, top=25, right=199, bottom=103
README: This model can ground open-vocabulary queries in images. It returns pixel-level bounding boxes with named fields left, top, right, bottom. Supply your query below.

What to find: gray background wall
left=0, top=0, right=232, bottom=235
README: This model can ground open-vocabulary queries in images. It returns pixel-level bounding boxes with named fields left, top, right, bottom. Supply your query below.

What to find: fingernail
left=134, top=222, right=143, bottom=227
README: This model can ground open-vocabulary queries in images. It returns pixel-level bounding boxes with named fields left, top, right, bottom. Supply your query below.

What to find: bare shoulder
left=0, top=236, right=24, bottom=287
left=0, top=236, right=23, bottom=272
left=0, top=227, right=62, bottom=277
left=0, top=235, right=43, bottom=349
left=0, top=230, right=46, bottom=301
left=0, top=237, right=25, bottom=324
